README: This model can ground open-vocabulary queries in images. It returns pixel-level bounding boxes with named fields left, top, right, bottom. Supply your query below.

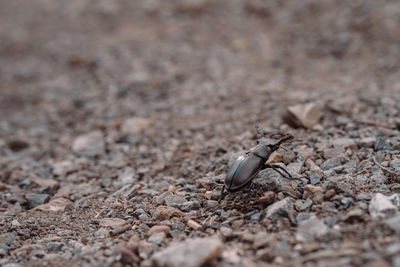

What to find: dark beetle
left=219, top=127, right=294, bottom=201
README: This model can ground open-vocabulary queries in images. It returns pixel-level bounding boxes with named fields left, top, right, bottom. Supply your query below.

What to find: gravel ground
left=1, top=1, right=400, bottom=266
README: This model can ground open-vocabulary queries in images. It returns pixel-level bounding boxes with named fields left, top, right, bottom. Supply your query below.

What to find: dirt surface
left=1, top=0, right=400, bottom=266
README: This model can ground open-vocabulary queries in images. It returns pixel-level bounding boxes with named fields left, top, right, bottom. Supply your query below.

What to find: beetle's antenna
left=278, top=134, right=294, bottom=145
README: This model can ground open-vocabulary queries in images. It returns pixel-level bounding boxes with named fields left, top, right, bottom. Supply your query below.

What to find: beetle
left=219, top=126, right=295, bottom=201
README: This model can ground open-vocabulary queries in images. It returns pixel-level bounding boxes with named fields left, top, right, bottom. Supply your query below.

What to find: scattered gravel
left=1, top=0, right=400, bottom=266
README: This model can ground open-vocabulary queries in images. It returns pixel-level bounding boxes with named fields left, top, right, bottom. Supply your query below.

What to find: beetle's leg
left=264, top=164, right=288, bottom=178
left=218, top=185, right=225, bottom=202
left=264, top=164, right=293, bottom=178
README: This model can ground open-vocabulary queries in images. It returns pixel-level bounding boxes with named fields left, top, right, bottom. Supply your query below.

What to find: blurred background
left=1, top=0, right=400, bottom=171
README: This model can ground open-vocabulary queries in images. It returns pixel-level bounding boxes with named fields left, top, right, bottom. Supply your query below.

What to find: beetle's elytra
left=219, top=126, right=294, bottom=201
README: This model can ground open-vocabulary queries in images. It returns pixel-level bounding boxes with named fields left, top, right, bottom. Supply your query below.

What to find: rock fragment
left=153, top=205, right=184, bottom=220
left=151, top=237, right=223, bottom=267
left=72, top=130, right=105, bottom=156
left=265, top=197, right=296, bottom=223
left=369, top=193, right=397, bottom=218
left=320, top=157, right=341, bottom=170
left=26, top=193, right=50, bottom=209
left=282, top=103, right=321, bottom=128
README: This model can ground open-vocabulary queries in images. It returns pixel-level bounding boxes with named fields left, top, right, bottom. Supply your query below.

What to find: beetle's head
left=258, top=132, right=294, bottom=152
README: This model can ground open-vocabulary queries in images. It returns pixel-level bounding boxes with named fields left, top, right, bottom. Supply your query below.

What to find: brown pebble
left=259, top=191, right=276, bottom=206
left=153, top=205, right=184, bottom=220
left=187, top=219, right=204, bottom=231
left=324, top=189, right=336, bottom=200
left=304, top=184, right=323, bottom=194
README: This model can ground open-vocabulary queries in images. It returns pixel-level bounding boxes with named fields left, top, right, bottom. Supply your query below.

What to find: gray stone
left=164, top=194, right=186, bottom=208
left=25, top=193, right=50, bottom=209
left=320, top=158, right=341, bottom=170
left=297, top=215, right=328, bottom=241
left=369, top=193, right=397, bottom=218
left=265, top=197, right=296, bottom=223
left=374, top=137, right=392, bottom=151
left=151, top=237, right=223, bottom=267
left=309, top=173, right=321, bottom=185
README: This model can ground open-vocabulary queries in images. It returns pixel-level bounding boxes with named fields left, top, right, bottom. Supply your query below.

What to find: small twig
left=373, top=156, right=399, bottom=181
left=353, top=169, right=368, bottom=176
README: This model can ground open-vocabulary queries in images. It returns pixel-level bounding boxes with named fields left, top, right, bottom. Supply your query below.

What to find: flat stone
left=374, top=137, right=392, bottom=151
left=151, top=237, right=223, bottom=267
left=369, top=193, right=397, bottom=218
left=72, top=130, right=105, bottom=156
left=283, top=103, right=321, bottom=128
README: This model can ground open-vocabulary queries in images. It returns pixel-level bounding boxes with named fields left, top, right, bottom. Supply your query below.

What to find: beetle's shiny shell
left=225, top=153, right=263, bottom=191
